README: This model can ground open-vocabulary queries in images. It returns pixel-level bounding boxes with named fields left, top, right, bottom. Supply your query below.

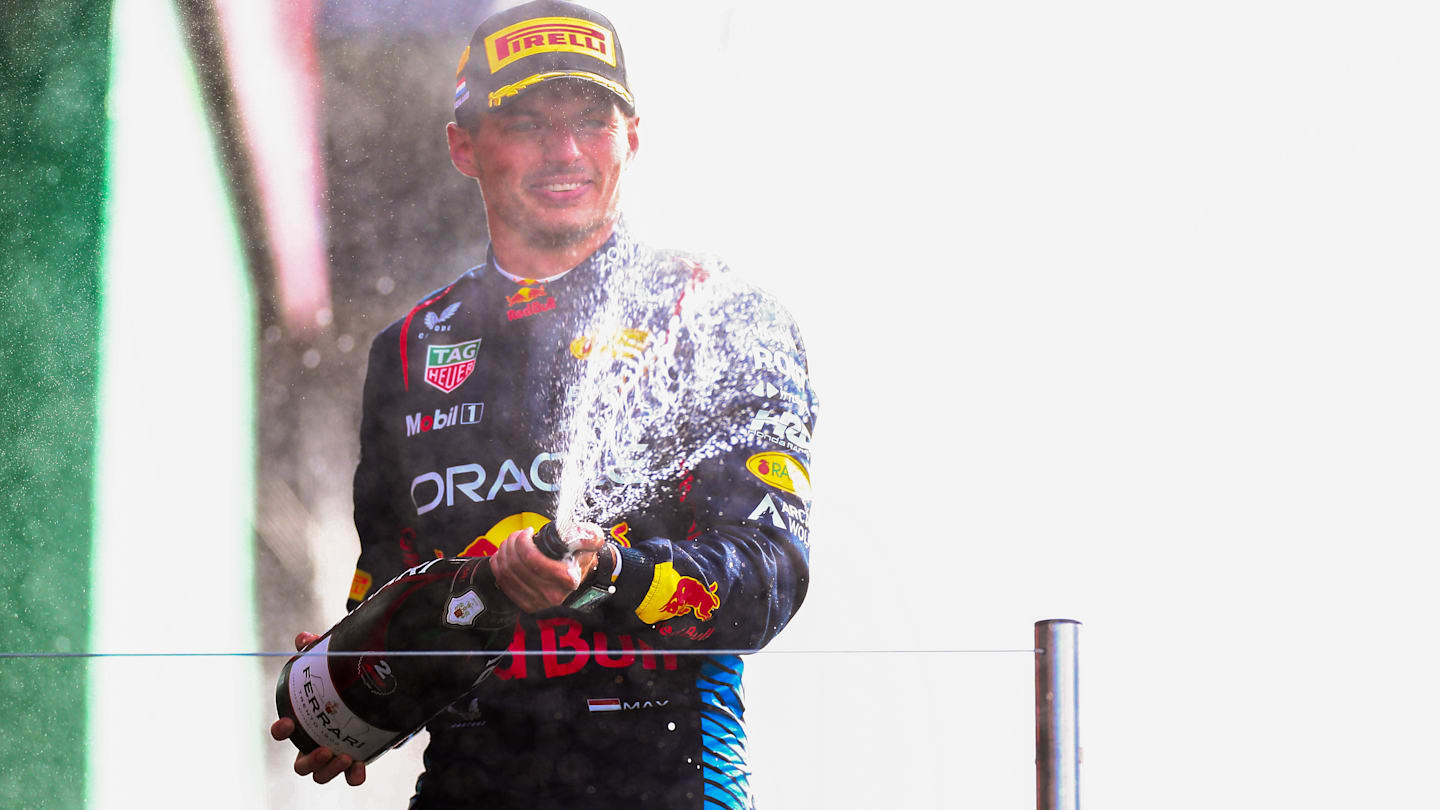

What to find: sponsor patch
left=484, top=16, right=617, bottom=73
left=746, top=408, right=811, bottom=453
left=461, top=511, right=551, bottom=558
left=410, top=452, right=561, bottom=515
left=421, top=301, right=461, bottom=335
left=569, top=327, right=650, bottom=360
left=747, top=494, right=788, bottom=530
left=752, top=344, right=808, bottom=389
left=745, top=452, right=811, bottom=498
left=505, top=280, right=556, bottom=321
left=349, top=569, right=373, bottom=602
left=424, top=339, right=481, bottom=393
left=405, top=402, right=483, bottom=437
left=445, top=590, right=486, bottom=627
left=635, top=562, right=719, bottom=624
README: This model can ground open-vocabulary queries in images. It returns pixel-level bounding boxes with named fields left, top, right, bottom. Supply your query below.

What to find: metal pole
left=1035, top=619, right=1081, bottom=810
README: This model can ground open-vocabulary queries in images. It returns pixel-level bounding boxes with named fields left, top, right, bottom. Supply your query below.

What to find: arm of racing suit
left=589, top=298, right=817, bottom=651
left=346, top=329, right=414, bottom=612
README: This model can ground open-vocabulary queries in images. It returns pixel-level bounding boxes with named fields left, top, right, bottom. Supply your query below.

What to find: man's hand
left=269, top=631, right=367, bottom=787
left=492, top=524, right=606, bottom=612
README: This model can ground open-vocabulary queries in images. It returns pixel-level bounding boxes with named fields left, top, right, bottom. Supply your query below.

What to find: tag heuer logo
left=425, top=339, right=482, bottom=393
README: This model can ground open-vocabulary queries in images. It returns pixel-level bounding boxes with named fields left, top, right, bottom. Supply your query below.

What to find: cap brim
left=486, top=70, right=634, bottom=111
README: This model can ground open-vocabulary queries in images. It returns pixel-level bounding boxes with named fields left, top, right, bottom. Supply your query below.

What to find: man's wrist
left=561, top=541, right=622, bottom=613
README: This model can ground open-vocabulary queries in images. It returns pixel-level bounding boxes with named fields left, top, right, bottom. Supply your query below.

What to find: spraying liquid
left=546, top=243, right=798, bottom=550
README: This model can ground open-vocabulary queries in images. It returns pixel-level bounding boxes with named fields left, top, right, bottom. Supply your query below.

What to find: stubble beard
left=484, top=189, right=618, bottom=252
left=523, top=212, right=611, bottom=250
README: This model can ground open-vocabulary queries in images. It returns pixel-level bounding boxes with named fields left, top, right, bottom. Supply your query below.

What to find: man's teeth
left=542, top=182, right=583, bottom=192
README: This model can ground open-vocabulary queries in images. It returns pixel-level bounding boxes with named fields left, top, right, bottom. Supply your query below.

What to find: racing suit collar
left=484, top=217, right=640, bottom=285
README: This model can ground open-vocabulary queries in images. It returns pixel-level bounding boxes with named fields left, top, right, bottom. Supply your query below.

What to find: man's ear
left=626, top=115, right=640, bottom=163
left=447, top=121, right=481, bottom=179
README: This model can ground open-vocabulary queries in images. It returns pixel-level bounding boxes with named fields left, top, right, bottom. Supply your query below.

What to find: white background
left=603, top=2, right=1440, bottom=808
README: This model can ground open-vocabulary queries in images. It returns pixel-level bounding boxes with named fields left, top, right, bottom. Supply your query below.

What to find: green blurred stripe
left=0, top=1, right=111, bottom=807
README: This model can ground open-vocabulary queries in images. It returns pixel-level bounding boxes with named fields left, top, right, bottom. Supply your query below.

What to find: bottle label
left=444, top=589, right=486, bottom=626
left=288, top=637, right=404, bottom=761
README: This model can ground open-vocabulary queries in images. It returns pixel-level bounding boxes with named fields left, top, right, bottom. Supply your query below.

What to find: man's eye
left=506, top=122, right=538, bottom=133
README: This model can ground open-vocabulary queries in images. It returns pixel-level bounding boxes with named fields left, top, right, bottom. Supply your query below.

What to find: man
left=271, top=2, right=816, bottom=807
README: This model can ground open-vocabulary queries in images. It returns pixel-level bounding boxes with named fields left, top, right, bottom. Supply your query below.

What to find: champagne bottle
left=273, top=522, right=604, bottom=764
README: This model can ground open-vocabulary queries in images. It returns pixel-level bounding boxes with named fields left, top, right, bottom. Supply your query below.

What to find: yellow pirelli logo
left=349, top=568, right=373, bottom=602
left=484, top=16, right=616, bottom=73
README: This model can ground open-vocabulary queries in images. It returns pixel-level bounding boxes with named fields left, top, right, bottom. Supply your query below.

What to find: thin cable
left=0, top=648, right=1037, bottom=659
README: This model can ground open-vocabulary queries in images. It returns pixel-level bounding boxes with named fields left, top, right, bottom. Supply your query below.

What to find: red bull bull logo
left=635, top=562, right=720, bottom=623
left=506, top=281, right=556, bottom=321
left=662, top=577, right=720, bottom=621
left=505, top=281, right=548, bottom=306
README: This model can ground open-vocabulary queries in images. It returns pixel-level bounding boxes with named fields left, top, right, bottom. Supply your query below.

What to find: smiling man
left=269, top=2, right=817, bottom=808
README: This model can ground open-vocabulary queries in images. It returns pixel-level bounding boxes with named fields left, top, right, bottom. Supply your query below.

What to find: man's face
left=448, top=81, right=639, bottom=250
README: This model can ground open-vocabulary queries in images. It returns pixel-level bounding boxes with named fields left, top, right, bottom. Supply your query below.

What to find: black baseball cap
left=453, top=0, right=633, bottom=125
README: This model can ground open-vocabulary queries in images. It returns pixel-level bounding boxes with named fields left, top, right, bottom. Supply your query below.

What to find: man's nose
left=540, top=125, right=582, bottom=161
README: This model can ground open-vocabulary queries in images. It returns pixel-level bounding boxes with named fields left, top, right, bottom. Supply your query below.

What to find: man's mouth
left=530, top=178, right=592, bottom=202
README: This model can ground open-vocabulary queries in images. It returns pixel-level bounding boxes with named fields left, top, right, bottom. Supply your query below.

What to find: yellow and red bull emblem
left=505, top=280, right=556, bottom=321
left=569, top=327, right=649, bottom=360
left=505, top=281, right=547, bottom=306
left=484, top=16, right=617, bottom=73
left=745, top=452, right=811, bottom=498
left=348, top=568, right=373, bottom=602
left=461, top=512, right=552, bottom=558
left=635, top=562, right=720, bottom=623
left=608, top=521, right=632, bottom=548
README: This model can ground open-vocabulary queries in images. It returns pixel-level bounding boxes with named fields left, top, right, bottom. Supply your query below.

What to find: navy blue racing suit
left=347, top=222, right=817, bottom=809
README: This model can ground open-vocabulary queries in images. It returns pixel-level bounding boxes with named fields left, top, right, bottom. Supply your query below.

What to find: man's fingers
left=270, top=717, right=295, bottom=741
left=295, top=747, right=331, bottom=777
left=345, top=759, right=368, bottom=786
left=313, top=754, right=353, bottom=785
left=293, top=631, right=320, bottom=651
left=568, top=522, right=606, bottom=552
left=291, top=745, right=361, bottom=786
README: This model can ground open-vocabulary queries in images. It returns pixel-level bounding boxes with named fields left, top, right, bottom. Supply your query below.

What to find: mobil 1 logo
left=406, top=402, right=483, bottom=438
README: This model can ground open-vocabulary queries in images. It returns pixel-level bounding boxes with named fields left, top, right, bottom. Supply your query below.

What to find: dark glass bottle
left=273, top=523, right=600, bottom=764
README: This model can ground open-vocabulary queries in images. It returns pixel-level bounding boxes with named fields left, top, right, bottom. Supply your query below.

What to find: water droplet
left=302, top=349, right=321, bottom=368
left=376, top=276, right=396, bottom=295
left=315, top=307, right=334, bottom=327
left=667, top=721, right=676, bottom=732
left=337, top=334, right=356, bottom=353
